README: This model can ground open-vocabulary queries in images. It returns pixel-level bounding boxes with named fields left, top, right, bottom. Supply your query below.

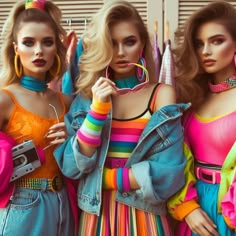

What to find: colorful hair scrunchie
left=25, top=0, right=46, bottom=10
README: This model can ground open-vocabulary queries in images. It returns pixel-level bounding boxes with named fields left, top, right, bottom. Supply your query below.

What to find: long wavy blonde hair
left=76, top=0, right=156, bottom=99
left=0, top=0, right=67, bottom=87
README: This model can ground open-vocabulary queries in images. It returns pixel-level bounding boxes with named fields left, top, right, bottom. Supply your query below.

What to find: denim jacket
left=54, top=93, right=191, bottom=216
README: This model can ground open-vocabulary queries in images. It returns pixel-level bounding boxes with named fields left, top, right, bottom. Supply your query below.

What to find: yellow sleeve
left=167, top=142, right=199, bottom=220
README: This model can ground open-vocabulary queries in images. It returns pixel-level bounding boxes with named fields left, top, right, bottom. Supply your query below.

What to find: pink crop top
left=184, top=111, right=236, bottom=166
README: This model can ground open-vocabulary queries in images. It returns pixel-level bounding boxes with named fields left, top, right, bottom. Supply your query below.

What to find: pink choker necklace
left=208, top=75, right=236, bottom=93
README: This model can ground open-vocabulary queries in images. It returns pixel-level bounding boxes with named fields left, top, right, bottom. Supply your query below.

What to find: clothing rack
left=63, top=18, right=89, bottom=31
left=63, top=18, right=89, bottom=24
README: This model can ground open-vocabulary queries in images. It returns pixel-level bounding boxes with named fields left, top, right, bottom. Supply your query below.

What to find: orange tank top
left=3, top=89, right=67, bottom=179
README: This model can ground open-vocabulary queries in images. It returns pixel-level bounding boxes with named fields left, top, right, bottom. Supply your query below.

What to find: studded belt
left=15, top=176, right=64, bottom=192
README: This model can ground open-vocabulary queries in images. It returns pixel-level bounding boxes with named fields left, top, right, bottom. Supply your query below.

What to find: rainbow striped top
left=106, top=110, right=151, bottom=165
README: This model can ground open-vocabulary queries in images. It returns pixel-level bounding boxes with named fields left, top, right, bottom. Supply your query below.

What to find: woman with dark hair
left=168, top=2, right=236, bottom=235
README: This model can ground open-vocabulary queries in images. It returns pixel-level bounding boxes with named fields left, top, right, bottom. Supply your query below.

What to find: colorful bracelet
left=76, top=129, right=101, bottom=147
left=102, top=167, right=109, bottom=189
left=122, top=168, right=131, bottom=192
left=102, top=167, right=117, bottom=190
left=77, top=98, right=111, bottom=147
left=102, top=167, right=131, bottom=192
left=116, top=168, right=123, bottom=192
left=90, top=98, right=111, bottom=115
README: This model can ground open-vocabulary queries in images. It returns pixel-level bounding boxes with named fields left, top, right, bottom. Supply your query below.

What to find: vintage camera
left=10, top=140, right=41, bottom=182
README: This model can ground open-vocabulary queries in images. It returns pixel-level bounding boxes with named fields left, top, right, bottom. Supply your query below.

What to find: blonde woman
left=55, top=1, right=189, bottom=235
left=0, top=0, right=74, bottom=235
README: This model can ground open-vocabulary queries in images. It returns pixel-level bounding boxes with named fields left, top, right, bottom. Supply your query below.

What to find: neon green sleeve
left=167, top=142, right=200, bottom=220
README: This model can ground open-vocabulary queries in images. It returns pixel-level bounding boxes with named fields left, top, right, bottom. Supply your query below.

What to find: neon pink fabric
left=183, top=111, right=236, bottom=230
left=0, top=132, right=47, bottom=208
left=0, top=131, right=15, bottom=207
left=221, top=176, right=236, bottom=228
left=185, top=112, right=236, bottom=165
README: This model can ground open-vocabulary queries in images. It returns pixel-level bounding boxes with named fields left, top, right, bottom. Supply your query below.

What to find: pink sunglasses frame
left=105, top=62, right=149, bottom=95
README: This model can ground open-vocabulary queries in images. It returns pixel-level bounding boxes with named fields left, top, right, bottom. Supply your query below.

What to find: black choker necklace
left=20, top=76, right=48, bottom=92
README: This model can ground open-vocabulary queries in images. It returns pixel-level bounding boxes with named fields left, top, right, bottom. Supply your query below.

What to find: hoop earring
left=14, top=53, right=23, bottom=77
left=49, top=54, right=61, bottom=78
left=136, top=56, right=146, bottom=82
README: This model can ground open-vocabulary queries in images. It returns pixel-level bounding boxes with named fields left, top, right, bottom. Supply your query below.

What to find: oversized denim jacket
left=54, top=93, right=191, bottom=216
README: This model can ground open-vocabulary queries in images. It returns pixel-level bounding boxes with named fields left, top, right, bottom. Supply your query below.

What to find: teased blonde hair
left=76, top=0, right=156, bottom=99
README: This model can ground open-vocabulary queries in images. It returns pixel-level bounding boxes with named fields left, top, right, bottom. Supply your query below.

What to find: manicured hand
left=45, top=122, right=68, bottom=147
left=92, top=77, right=117, bottom=102
left=185, top=208, right=220, bottom=236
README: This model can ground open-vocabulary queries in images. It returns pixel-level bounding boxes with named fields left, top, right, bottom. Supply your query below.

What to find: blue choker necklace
left=20, top=76, right=48, bottom=92
left=115, top=76, right=139, bottom=89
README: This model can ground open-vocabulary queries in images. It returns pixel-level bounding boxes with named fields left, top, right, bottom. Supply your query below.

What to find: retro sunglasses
left=105, top=62, right=149, bottom=95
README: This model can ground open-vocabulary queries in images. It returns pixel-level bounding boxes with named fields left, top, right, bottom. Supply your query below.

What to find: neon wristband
left=102, top=167, right=109, bottom=189
left=88, top=110, right=107, bottom=120
left=90, top=98, right=111, bottom=115
left=122, top=168, right=130, bottom=192
left=102, top=168, right=117, bottom=190
left=76, top=129, right=101, bottom=146
left=117, top=168, right=123, bottom=192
